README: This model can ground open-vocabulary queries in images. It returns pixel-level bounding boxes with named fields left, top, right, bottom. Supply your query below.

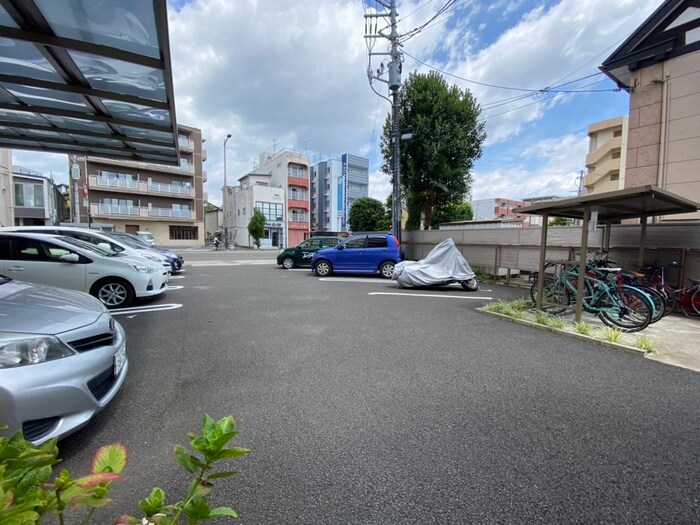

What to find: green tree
left=374, top=195, right=392, bottom=231
left=348, top=197, right=386, bottom=232
left=247, top=208, right=265, bottom=248
left=380, top=70, right=486, bottom=229
left=430, top=201, right=474, bottom=228
left=548, top=217, right=570, bottom=227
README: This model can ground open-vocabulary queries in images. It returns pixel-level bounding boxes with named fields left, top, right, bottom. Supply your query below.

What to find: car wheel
left=379, top=261, right=395, bottom=279
left=92, top=278, right=135, bottom=309
left=460, top=278, right=479, bottom=291
left=314, top=260, right=332, bottom=277
left=282, top=257, right=296, bottom=269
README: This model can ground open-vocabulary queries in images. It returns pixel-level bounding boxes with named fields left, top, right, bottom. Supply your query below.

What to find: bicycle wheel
left=691, top=287, right=700, bottom=316
left=596, top=286, right=652, bottom=332
left=634, top=285, right=666, bottom=323
left=530, top=275, right=570, bottom=314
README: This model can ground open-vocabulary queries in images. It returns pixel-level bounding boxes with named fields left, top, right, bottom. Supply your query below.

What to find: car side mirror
left=60, top=253, right=80, bottom=263
left=337, top=245, right=344, bottom=250
left=97, top=242, right=112, bottom=251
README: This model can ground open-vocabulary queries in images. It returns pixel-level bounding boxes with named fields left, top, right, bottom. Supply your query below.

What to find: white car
left=0, top=226, right=171, bottom=273
left=0, top=232, right=168, bottom=308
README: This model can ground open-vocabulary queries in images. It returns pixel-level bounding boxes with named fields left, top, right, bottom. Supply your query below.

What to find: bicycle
left=531, top=261, right=654, bottom=332
left=641, top=262, right=700, bottom=317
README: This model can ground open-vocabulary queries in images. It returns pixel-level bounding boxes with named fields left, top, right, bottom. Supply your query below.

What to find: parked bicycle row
left=530, top=252, right=700, bottom=333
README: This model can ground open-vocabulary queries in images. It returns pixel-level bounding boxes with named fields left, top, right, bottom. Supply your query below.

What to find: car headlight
left=0, top=334, right=77, bottom=368
left=129, top=263, right=156, bottom=273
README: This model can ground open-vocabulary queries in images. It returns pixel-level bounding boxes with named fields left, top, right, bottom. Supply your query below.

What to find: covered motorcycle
left=392, top=238, right=479, bottom=290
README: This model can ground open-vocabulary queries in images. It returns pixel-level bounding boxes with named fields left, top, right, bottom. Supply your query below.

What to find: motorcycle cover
left=392, top=238, right=476, bottom=288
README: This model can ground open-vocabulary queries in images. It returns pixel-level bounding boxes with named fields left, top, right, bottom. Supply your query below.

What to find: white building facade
left=230, top=173, right=286, bottom=249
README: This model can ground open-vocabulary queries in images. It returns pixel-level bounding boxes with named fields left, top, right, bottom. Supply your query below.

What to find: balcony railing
left=91, top=156, right=195, bottom=175
left=288, top=198, right=308, bottom=209
left=89, top=175, right=195, bottom=198
left=91, top=203, right=196, bottom=220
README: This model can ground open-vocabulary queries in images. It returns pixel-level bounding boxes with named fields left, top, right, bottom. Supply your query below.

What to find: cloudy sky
left=13, top=0, right=661, bottom=205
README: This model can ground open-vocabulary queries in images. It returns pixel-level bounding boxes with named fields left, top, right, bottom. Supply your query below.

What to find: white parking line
left=188, top=260, right=275, bottom=267
left=169, top=275, right=186, bottom=279
left=368, top=292, right=493, bottom=300
left=111, top=303, right=183, bottom=315
left=166, top=285, right=183, bottom=290
left=319, top=277, right=391, bottom=283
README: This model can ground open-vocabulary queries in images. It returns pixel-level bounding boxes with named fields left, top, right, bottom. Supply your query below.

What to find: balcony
left=90, top=203, right=195, bottom=221
left=202, top=170, right=207, bottom=183
left=202, top=148, right=207, bottom=162
left=89, top=175, right=195, bottom=198
left=288, top=198, right=308, bottom=210
left=91, top=156, right=195, bottom=175
left=178, top=138, right=193, bottom=150
left=288, top=176, right=309, bottom=189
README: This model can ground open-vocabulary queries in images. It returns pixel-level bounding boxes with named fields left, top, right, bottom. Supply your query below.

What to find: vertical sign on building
left=341, top=155, right=348, bottom=230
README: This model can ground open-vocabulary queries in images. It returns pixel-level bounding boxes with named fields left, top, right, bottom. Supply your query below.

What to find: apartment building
left=601, top=0, right=700, bottom=220
left=310, top=153, right=369, bottom=233
left=70, top=125, right=206, bottom=246
left=229, top=173, right=285, bottom=248
left=253, top=149, right=311, bottom=247
left=585, top=116, right=628, bottom=195
left=471, top=197, right=528, bottom=221
left=10, top=166, right=69, bottom=226
left=0, top=149, right=10, bottom=227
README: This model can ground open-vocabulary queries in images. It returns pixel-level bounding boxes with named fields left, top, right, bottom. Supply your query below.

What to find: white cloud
left=473, top=133, right=587, bottom=200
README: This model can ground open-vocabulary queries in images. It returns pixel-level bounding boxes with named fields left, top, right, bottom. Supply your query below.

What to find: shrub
left=0, top=414, right=249, bottom=525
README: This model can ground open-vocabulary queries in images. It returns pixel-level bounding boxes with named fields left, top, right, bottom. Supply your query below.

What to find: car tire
left=314, top=260, right=332, bottom=277
left=379, top=261, right=395, bottom=279
left=91, top=278, right=135, bottom=309
left=282, top=257, right=296, bottom=269
left=460, top=278, right=479, bottom=291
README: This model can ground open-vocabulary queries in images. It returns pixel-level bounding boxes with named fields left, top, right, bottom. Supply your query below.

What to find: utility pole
left=223, top=134, right=232, bottom=249
left=365, top=0, right=402, bottom=242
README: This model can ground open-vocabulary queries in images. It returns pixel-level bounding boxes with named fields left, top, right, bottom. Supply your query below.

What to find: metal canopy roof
left=514, top=186, right=699, bottom=221
left=0, top=0, right=179, bottom=165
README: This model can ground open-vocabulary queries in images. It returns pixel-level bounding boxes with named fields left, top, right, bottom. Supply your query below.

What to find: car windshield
left=107, top=234, right=146, bottom=249
left=55, top=236, right=115, bottom=256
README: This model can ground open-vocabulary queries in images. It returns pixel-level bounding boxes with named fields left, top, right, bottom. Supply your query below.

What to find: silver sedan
left=0, top=277, right=127, bottom=444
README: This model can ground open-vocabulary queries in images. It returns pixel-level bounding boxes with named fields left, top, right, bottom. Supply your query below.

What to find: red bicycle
left=641, top=262, right=700, bottom=318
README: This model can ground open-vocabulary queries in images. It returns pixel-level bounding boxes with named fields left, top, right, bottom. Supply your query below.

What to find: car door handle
left=7, top=266, right=25, bottom=272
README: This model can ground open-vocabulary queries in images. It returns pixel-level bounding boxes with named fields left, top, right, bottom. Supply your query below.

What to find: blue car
left=311, top=233, right=403, bottom=279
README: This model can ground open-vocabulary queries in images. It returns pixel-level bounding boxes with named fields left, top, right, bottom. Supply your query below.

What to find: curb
left=475, top=307, right=649, bottom=357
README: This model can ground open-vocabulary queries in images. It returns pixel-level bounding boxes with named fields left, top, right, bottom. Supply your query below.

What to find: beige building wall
left=625, top=50, right=700, bottom=220
left=584, top=116, right=628, bottom=195
left=0, top=149, right=11, bottom=227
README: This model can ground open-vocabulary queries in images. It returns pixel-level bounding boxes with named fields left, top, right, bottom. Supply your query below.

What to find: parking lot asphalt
left=54, top=249, right=700, bottom=524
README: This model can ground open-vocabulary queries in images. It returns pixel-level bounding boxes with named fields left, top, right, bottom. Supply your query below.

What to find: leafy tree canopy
left=348, top=197, right=386, bottom=232
left=548, top=217, right=570, bottom=227
left=380, top=70, right=486, bottom=230
left=248, top=209, right=266, bottom=247
left=430, top=201, right=474, bottom=228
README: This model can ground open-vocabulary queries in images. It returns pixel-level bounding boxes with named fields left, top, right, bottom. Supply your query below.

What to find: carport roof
left=514, top=186, right=699, bottom=221
left=0, top=0, right=179, bottom=165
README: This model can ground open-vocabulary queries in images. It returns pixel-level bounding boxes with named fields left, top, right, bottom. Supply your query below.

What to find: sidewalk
left=498, top=278, right=700, bottom=373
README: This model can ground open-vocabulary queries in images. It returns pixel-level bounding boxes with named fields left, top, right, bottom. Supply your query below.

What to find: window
left=10, top=239, right=51, bottom=261
left=169, top=225, right=198, bottom=240
left=14, top=183, right=44, bottom=207
left=613, top=130, right=622, bottom=138
left=367, top=236, right=388, bottom=248
left=256, top=202, right=283, bottom=222
left=345, top=236, right=366, bottom=249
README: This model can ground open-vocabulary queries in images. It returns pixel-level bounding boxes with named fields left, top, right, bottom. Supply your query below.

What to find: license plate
left=114, top=344, right=126, bottom=376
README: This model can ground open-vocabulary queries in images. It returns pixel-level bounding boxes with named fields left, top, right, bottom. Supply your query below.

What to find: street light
left=223, top=133, right=232, bottom=249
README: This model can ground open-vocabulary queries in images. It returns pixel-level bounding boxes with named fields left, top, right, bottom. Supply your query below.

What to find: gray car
left=0, top=276, right=127, bottom=444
